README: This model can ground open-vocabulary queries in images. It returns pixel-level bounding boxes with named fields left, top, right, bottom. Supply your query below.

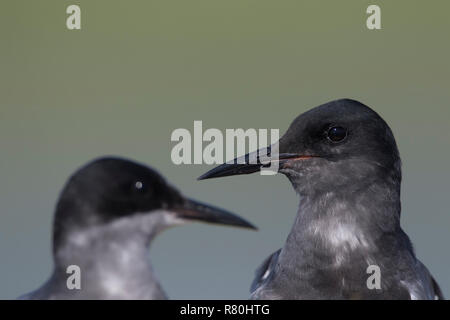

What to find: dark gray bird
left=199, top=99, right=443, bottom=300
left=20, top=157, right=256, bottom=300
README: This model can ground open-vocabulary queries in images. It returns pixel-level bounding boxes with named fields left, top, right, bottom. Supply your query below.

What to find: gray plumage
left=199, top=99, right=444, bottom=300
left=20, top=157, right=255, bottom=300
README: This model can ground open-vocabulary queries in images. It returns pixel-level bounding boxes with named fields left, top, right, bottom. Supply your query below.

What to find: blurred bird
left=199, top=99, right=443, bottom=300
left=20, top=157, right=256, bottom=299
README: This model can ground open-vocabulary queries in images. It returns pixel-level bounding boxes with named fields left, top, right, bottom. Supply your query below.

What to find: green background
left=1, top=1, right=449, bottom=299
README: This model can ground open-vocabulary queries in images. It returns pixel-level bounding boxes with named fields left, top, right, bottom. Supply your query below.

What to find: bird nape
left=199, top=98, right=444, bottom=300
left=20, top=157, right=256, bottom=300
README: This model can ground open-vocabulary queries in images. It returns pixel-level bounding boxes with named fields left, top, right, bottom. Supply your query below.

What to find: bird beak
left=198, top=146, right=314, bottom=180
left=172, top=198, right=257, bottom=230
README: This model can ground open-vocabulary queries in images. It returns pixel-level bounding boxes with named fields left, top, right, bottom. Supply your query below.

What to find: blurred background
left=0, top=0, right=448, bottom=299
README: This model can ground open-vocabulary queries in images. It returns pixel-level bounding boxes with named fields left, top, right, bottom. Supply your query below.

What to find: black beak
left=172, top=198, right=257, bottom=230
left=198, top=146, right=314, bottom=180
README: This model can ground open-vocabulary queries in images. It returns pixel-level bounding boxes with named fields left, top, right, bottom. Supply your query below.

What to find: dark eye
left=134, top=181, right=147, bottom=192
left=129, top=180, right=152, bottom=199
left=327, top=126, right=347, bottom=142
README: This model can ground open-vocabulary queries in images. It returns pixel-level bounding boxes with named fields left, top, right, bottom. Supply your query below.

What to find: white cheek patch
left=108, top=210, right=185, bottom=234
left=66, top=210, right=185, bottom=250
left=162, top=212, right=187, bottom=226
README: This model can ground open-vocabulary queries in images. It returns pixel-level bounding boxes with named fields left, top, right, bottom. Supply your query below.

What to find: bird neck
left=50, top=211, right=169, bottom=299
left=279, top=178, right=402, bottom=268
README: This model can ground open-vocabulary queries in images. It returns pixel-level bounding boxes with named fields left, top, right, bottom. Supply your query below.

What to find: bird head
left=53, top=157, right=256, bottom=249
left=199, top=99, right=401, bottom=196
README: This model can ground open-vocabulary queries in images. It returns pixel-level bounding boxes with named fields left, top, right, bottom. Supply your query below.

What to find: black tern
left=199, top=99, right=444, bottom=300
left=20, top=157, right=256, bottom=299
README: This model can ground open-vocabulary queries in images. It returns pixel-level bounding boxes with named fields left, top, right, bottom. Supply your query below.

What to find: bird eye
left=131, top=180, right=150, bottom=195
left=327, top=126, right=347, bottom=142
left=134, top=181, right=144, bottom=190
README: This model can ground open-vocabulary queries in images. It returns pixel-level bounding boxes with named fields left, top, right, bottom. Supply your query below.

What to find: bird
left=20, top=156, right=256, bottom=300
left=199, top=98, right=444, bottom=300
